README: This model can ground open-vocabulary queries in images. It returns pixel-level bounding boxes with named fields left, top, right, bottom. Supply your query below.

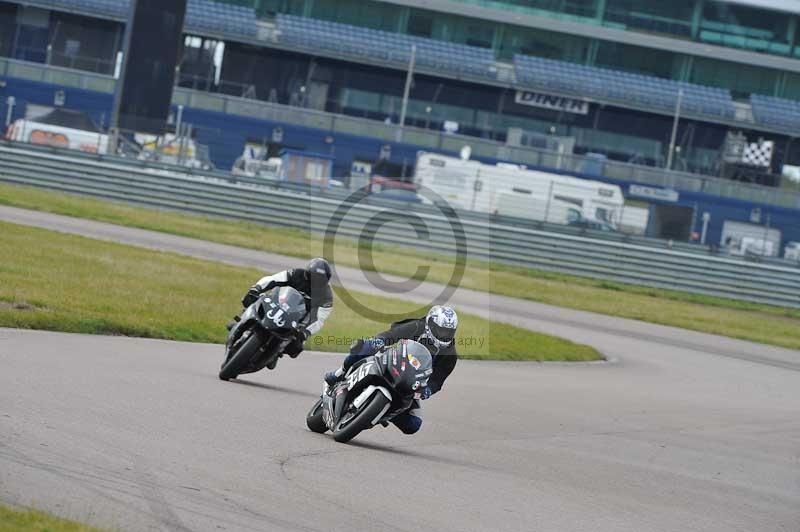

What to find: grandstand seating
left=28, top=0, right=256, bottom=38
left=276, top=15, right=735, bottom=121
left=186, top=0, right=256, bottom=37
left=750, top=94, right=800, bottom=131
left=15, top=3, right=740, bottom=123
left=34, top=0, right=127, bottom=18
left=514, top=54, right=735, bottom=120
left=276, top=14, right=496, bottom=80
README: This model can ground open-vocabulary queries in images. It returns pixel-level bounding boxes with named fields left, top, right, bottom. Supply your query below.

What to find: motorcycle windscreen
left=385, top=340, right=433, bottom=394
left=262, top=286, right=308, bottom=330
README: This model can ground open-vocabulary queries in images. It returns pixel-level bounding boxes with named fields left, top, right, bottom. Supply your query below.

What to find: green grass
left=0, top=221, right=600, bottom=361
left=1, top=183, right=799, bottom=350
left=0, top=505, right=103, bottom=532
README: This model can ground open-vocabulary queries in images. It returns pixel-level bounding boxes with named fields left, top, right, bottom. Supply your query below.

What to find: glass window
left=407, top=12, right=434, bottom=38
left=258, top=0, right=305, bottom=17
left=447, top=0, right=598, bottom=20
left=594, top=41, right=684, bottom=79
left=0, top=4, right=16, bottom=59
left=700, top=1, right=794, bottom=55
left=463, top=22, right=495, bottom=48
left=781, top=73, right=800, bottom=101
left=437, top=15, right=495, bottom=48
left=341, top=88, right=382, bottom=114
left=499, top=25, right=589, bottom=62
left=603, top=0, right=694, bottom=37
left=309, top=0, right=402, bottom=31
left=216, top=0, right=256, bottom=6
left=390, top=10, right=497, bottom=47
left=690, top=57, right=779, bottom=98
left=559, top=0, right=598, bottom=18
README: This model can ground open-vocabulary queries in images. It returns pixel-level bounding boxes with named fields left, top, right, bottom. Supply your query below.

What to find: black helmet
left=306, top=258, right=332, bottom=283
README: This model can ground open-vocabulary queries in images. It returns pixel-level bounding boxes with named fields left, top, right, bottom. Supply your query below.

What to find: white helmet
left=425, top=306, right=458, bottom=348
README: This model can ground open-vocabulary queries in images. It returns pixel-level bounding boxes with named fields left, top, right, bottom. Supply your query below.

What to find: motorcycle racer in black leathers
left=237, top=258, right=334, bottom=359
left=324, top=305, right=459, bottom=434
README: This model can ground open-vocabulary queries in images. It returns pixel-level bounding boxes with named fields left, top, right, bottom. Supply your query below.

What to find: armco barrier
left=0, top=143, right=799, bottom=308
left=2, top=53, right=799, bottom=210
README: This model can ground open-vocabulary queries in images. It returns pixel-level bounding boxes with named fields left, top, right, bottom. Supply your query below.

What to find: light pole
left=397, top=44, right=417, bottom=142
left=666, top=88, right=684, bottom=171
left=5, top=96, right=16, bottom=128
left=701, top=212, right=710, bottom=245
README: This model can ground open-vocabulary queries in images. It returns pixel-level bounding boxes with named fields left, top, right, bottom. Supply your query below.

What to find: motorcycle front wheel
left=332, top=392, right=391, bottom=443
left=306, top=398, right=328, bottom=434
left=219, top=329, right=265, bottom=381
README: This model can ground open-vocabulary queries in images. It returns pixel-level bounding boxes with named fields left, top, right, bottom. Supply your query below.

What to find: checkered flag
left=742, top=140, right=774, bottom=168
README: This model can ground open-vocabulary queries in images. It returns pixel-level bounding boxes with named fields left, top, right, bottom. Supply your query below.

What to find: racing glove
left=419, top=386, right=433, bottom=401
left=241, top=286, right=261, bottom=307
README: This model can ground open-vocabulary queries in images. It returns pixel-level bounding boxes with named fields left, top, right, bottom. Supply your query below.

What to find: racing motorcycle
left=219, top=285, right=308, bottom=381
left=306, top=339, right=433, bottom=443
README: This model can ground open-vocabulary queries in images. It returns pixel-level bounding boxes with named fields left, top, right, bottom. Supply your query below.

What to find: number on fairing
left=347, top=362, right=374, bottom=390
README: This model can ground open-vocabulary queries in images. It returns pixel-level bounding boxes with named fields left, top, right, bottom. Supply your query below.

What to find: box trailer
left=414, top=152, right=625, bottom=226
left=721, top=220, right=782, bottom=257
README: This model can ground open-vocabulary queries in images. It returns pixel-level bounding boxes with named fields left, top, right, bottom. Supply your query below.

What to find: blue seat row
left=185, top=0, right=257, bottom=37
left=277, top=14, right=496, bottom=79
left=750, top=94, right=800, bottom=131
left=30, top=0, right=256, bottom=38
left=514, top=54, right=735, bottom=120
left=39, top=0, right=128, bottom=17
left=27, top=3, right=755, bottom=124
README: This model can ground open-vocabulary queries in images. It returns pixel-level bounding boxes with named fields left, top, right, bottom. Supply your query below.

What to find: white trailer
left=785, top=242, right=800, bottom=261
left=414, top=152, right=625, bottom=226
left=721, top=220, right=782, bottom=257
left=5, top=119, right=109, bottom=154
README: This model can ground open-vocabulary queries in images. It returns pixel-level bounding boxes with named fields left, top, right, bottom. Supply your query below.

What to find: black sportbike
left=219, top=286, right=308, bottom=381
left=306, top=340, right=433, bottom=443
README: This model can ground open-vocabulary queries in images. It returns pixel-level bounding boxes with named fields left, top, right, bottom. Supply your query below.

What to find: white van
left=5, top=119, right=109, bottom=154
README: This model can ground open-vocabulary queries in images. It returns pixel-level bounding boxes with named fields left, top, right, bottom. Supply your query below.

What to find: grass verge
left=0, top=505, right=103, bottom=532
left=0, top=221, right=600, bottom=361
left=1, top=183, right=799, bottom=350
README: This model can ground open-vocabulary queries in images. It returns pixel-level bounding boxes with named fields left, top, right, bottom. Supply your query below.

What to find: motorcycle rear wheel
left=219, top=330, right=264, bottom=381
left=306, top=398, right=328, bottom=433
left=332, top=392, right=391, bottom=443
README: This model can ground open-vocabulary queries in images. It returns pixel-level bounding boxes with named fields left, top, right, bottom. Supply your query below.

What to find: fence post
left=543, top=180, right=554, bottom=223
left=471, top=169, right=481, bottom=211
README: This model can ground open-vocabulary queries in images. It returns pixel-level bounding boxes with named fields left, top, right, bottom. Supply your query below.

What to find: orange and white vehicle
left=5, top=119, right=109, bottom=154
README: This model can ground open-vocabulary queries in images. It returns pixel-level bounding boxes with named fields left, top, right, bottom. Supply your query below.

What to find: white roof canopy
left=721, top=0, right=800, bottom=15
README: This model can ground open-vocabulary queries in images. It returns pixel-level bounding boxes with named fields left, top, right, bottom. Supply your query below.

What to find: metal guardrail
left=0, top=143, right=799, bottom=308
left=0, top=140, right=748, bottom=256
left=3, top=55, right=799, bottom=210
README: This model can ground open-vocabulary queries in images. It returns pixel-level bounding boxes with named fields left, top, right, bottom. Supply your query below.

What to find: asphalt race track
left=1, top=206, right=799, bottom=531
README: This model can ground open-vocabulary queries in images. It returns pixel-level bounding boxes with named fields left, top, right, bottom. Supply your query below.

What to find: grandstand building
left=1, top=0, right=800, bottom=246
